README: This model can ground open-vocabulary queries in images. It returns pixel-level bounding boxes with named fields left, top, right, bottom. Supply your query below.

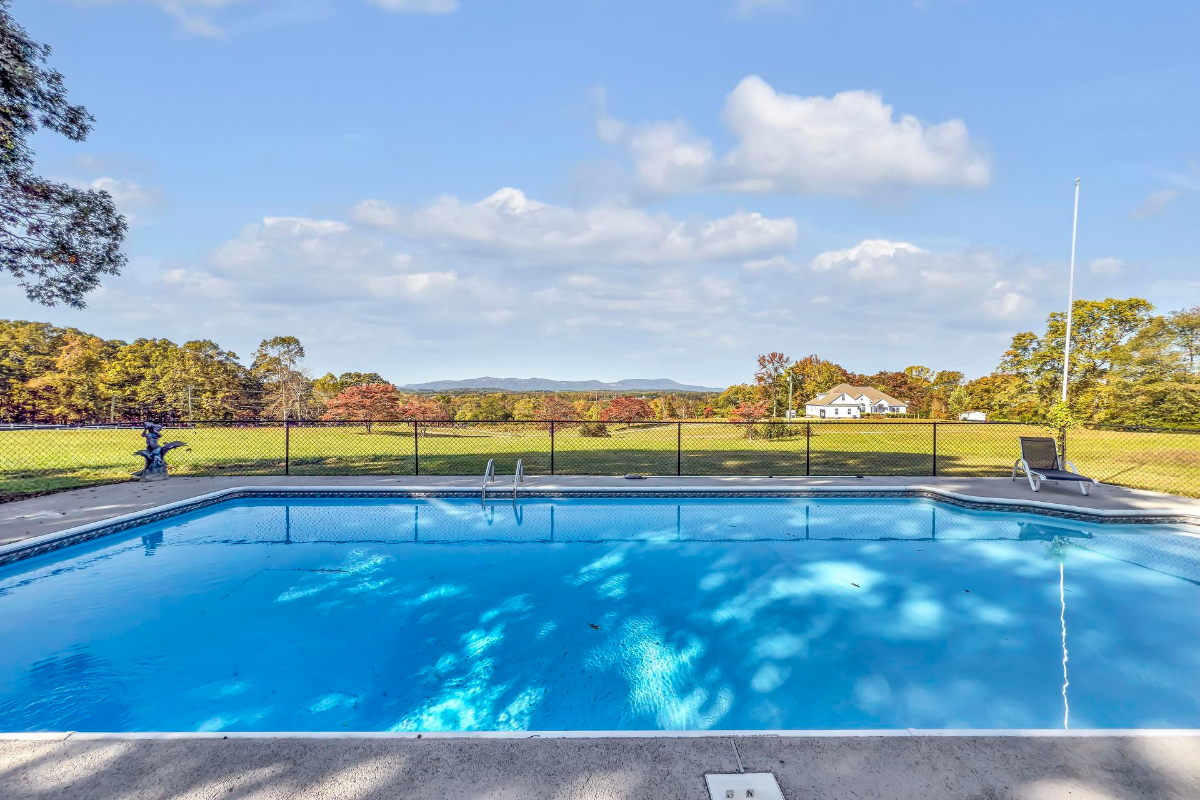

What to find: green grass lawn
left=2, top=421, right=1197, bottom=499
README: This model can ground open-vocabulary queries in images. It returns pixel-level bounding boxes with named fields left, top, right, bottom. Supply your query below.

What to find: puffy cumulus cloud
left=602, top=76, right=990, bottom=197
left=794, top=239, right=1041, bottom=325
left=352, top=188, right=798, bottom=264
left=8, top=199, right=1073, bottom=382
left=177, top=216, right=481, bottom=309
left=810, top=239, right=925, bottom=279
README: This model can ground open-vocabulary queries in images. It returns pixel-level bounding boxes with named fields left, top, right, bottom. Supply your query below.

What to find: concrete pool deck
left=3, top=476, right=1200, bottom=799
left=3, top=474, right=1200, bottom=548
left=3, top=732, right=1200, bottom=799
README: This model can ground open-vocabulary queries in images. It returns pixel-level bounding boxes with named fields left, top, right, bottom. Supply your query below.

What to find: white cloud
left=810, top=239, right=926, bottom=278
left=367, top=271, right=459, bottom=297
left=602, top=76, right=991, bottom=197
left=71, top=0, right=347, bottom=37
left=87, top=177, right=165, bottom=212
left=353, top=188, right=798, bottom=264
left=1129, top=189, right=1181, bottom=220
left=1089, top=257, right=1124, bottom=276
left=367, top=0, right=459, bottom=13
left=70, top=0, right=258, bottom=37
left=1, top=207, right=1080, bottom=383
left=800, top=239, right=1039, bottom=323
left=626, top=122, right=716, bottom=195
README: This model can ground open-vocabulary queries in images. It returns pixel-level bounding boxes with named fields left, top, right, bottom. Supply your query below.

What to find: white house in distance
left=804, top=383, right=908, bottom=419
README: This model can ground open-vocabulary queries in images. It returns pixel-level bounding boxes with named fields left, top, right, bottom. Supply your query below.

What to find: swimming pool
left=1, top=495, right=1198, bottom=733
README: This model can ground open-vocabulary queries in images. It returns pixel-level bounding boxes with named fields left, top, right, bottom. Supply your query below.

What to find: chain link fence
left=2, top=419, right=1198, bottom=499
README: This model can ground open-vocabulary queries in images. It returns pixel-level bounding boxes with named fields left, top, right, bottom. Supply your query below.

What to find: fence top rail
left=0, top=418, right=1077, bottom=428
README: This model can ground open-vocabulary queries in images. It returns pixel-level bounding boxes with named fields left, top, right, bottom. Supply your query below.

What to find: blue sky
left=4, top=0, right=1197, bottom=386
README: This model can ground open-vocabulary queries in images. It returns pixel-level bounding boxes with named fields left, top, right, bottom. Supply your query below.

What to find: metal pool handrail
left=513, top=459, right=524, bottom=500
left=481, top=458, right=496, bottom=502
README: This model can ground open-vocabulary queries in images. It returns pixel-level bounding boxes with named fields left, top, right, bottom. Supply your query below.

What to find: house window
left=820, top=409, right=826, bottom=418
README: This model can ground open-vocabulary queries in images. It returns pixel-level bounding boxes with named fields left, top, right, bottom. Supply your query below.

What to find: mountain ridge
left=400, top=377, right=722, bottom=393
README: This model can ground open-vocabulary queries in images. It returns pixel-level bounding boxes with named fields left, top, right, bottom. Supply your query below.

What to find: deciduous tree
left=730, top=400, right=769, bottom=422
left=754, top=352, right=792, bottom=417
left=534, top=396, right=578, bottom=428
left=322, top=383, right=400, bottom=432
left=600, top=395, right=654, bottom=424
left=1, top=2, right=126, bottom=306
left=788, top=355, right=850, bottom=408
left=252, top=336, right=310, bottom=421
left=1170, top=306, right=1200, bottom=374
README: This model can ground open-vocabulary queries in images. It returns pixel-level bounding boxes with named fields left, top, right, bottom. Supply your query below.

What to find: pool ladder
left=481, top=458, right=524, bottom=503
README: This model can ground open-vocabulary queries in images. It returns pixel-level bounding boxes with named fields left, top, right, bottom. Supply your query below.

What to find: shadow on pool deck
left=2, top=734, right=1199, bottom=799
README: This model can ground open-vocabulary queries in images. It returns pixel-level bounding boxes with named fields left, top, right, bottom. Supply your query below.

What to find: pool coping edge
left=4, top=728, right=1199, bottom=740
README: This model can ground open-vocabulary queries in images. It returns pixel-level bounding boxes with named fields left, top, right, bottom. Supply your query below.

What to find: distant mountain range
left=400, top=377, right=723, bottom=393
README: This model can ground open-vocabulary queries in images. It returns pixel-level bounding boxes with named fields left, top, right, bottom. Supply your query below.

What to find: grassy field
left=1, top=421, right=1197, bottom=499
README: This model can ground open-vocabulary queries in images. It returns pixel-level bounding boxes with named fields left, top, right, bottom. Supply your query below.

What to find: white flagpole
left=1061, top=178, right=1081, bottom=404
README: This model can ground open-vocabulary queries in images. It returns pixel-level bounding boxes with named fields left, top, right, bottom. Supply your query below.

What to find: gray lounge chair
left=1012, top=436, right=1098, bottom=496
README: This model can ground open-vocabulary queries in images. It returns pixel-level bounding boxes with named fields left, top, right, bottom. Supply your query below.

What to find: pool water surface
left=1, top=496, right=1198, bottom=732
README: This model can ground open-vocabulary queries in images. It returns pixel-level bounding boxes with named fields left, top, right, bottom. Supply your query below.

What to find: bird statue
left=131, top=422, right=186, bottom=482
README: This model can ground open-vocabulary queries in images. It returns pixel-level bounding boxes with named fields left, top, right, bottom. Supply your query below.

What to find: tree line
left=0, top=320, right=713, bottom=424
left=729, top=297, right=1199, bottom=426
left=2, top=296, right=1196, bottom=427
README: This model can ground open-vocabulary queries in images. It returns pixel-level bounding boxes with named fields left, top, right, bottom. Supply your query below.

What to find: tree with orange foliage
left=729, top=400, right=769, bottom=422
left=599, top=395, right=654, bottom=425
left=534, top=396, right=579, bottom=429
left=322, top=383, right=400, bottom=432
left=397, top=396, right=448, bottom=436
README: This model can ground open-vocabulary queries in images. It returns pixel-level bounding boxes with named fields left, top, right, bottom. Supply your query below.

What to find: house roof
left=804, top=383, right=906, bottom=408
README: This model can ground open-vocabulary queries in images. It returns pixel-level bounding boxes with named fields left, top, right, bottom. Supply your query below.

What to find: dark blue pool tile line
left=2, top=488, right=1197, bottom=569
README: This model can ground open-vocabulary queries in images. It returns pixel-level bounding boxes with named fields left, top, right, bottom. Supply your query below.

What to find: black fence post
left=677, top=421, right=682, bottom=476
left=550, top=421, right=556, bottom=475
left=413, top=422, right=420, bottom=476
left=932, top=421, right=938, bottom=477
left=806, top=422, right=811, bottom=476
left=284, top=420, right=290, bottom=476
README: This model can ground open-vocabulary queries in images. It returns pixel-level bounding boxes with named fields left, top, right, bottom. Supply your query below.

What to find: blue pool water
left=1, top=497, right=1199, bottom=732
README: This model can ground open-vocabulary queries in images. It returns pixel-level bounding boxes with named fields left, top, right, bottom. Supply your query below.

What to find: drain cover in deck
left=704, top=773, right=784, bottom=800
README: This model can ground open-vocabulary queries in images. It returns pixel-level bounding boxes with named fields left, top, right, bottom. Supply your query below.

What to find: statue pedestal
left=131, top=465, right=169, bottom=482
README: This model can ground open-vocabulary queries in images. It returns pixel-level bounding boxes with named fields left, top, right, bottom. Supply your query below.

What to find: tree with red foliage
left=729, top=400, right=769, bottom=422
left=398, top=397, right=446, bottom=421
left=322, top=383, right=400, bottom=432
left=599, top=395, right=654, bottom=425
left=534, top=396, right=579, bottom=429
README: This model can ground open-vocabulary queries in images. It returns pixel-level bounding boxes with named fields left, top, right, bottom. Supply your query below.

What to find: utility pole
left=787, top=373, right=794, bottom=420
left=109, top=395, right=116, bottom=424
left=1061, top=178, right=1081, bottom=404
left=187, top=385, right=193, bottom=419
